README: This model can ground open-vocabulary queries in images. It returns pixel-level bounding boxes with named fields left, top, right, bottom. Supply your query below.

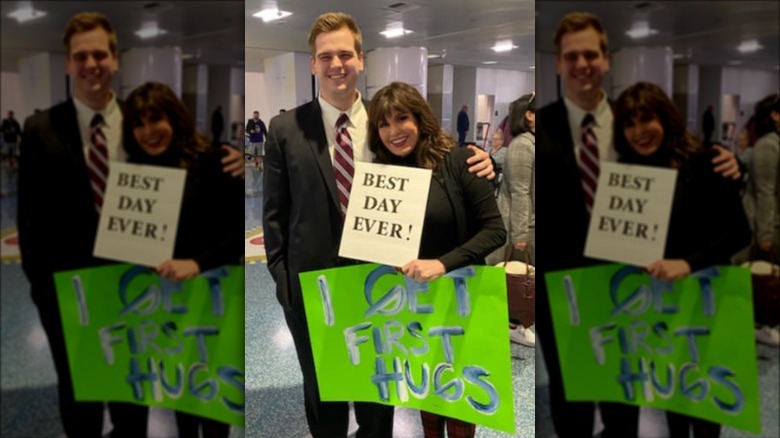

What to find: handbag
left=501, top=244, right=535, bottom=328
left=746, top=249, right=780, bottom=327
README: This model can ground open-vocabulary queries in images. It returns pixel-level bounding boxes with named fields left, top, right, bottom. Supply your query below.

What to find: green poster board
left=54, top=264, right=245, bottom=427
left=299, top=264, right=515, bottom=433
left=545, top=264, right=760, bottom=434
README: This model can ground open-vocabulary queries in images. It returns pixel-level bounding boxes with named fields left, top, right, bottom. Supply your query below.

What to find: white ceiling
left=1, top=1, right=244, bottom=72
left=536, top=1, right=780, bottom=72
left=244, top=0, right=535, bottom=73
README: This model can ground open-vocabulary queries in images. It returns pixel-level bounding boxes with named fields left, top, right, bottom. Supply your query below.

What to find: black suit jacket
left=535, top=98, right=597, bottom=274
left=263, top=99, right=355, bottom=312
left=18, top=99, right=108, bottom=304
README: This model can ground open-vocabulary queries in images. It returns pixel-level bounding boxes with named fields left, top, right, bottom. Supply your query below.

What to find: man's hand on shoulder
left=221, top=145, right=245, bottom=179
left=712, top=145, right=741, bottom=180
left=466, top=145, right=495, bottom=180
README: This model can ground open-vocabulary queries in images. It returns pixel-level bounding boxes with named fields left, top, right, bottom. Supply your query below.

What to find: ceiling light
left=427, top=54, right=441, bottom=59
left=673, top=53, right=685, bottom=60
left=491, top=40, right=518, bottom=52
left=380, top=25, right=413, bottom=39
left=135, top=21, right=167, bottom=39
left=7, top=4, right=46, bottom=23
left=625, top=21, right=658, bottom=39
left=727, top=60, right=743, bottom=65
left=737, top=40, right=762, bottom=53
left=529, top=65, right=535, bottom=70
left=252, top=8, right=292, bottom=22
left=482, top=61, right=498, bottom=65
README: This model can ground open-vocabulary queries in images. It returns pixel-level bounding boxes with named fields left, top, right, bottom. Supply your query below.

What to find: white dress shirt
left=73, top=92, right=126, bottom=163
left=318, top=91, right=373, bottom=165
left=564, top=91, right=617, bottom=164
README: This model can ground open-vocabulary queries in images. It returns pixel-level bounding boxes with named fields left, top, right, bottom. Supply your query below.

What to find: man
left=535, top=12, right=741, bottom=438
left=246, top=110, right=267, bottom=168
left=457, top=103, right=470, bottom=146
left=17, top=12, right=243, bottom=437
left=211, top=104, right=225, bottom=147
left=263, top=12, right=494, bottom=437
left=2, top=110, right=22, bottom=163
left=702, top=103, right=715, bottom=145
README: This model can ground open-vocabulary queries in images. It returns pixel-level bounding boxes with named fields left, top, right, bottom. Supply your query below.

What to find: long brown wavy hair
left=367, top=82, right=454, bottom=171
left=613, top=81, right=701, bottom=168
left=122, top=82, right=209, bottom=168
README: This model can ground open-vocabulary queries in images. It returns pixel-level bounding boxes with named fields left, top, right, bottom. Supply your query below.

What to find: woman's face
left=378, top=109, right=419, bottom=158
left=132, top=112, right=173, bottom=156
left=736, top=129, right=749, bottom=152
left=623, top=112, right=664, bottom=156
left=491, top=130, right=504, bottom=146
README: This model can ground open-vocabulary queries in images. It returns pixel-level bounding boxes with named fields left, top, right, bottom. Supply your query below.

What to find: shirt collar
left=73, top=91, right=120, bottom=128
left=563, top=90, right=610, bottom=128
left=319, top=90, right=363, bottom=130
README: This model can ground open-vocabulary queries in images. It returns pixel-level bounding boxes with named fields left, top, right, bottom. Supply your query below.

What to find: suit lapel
left=302, top=100, right=340, bottom=209
left=54, top=100, right=89, bottom=170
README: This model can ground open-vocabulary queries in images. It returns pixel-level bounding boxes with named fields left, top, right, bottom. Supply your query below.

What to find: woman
left=613, top=82, right=750, bottom=438
left=745, top=93, right=780, bottom=346
left=367, top=82, right=506, bottom=438
left=498, top=93, right=536, bottom=347
left=122, top=82, right=243, bottom=438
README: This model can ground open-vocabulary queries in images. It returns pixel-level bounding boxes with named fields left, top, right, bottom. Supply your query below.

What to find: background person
left=246, top=110, right=267, bottom=169
left=457, top=103, right=470, bottom=146
left=743, top=93, right=780, bottom=346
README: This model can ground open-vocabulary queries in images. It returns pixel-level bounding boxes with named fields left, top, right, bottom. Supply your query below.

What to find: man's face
left=556, top=27, right=609, bottom=98
left=66, top=28, right=118, bottom=102
left=311, top=27, right=364, bottom=106
left=253, top=112, right=259, bottom=120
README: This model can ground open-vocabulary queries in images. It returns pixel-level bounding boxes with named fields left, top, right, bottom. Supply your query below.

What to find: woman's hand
left=759, top=241, right=773, bottom=252
left=156, top=259, right=201, bottom=282
left=402, top=259, right=446, bottom=282
left=515, top=242, right=526, bottom=250
left=646, top=259, right=691, bottom=282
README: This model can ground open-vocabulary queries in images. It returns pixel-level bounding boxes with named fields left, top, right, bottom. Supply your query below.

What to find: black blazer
left=18, top=99, right=107, bottom=303
left=263, top=99, right=355, bottom=312
left=535, top=98, right=597, bottom=274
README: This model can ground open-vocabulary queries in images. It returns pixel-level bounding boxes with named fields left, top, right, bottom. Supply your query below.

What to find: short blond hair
left=62, top=12, right=118, bottom=55
left=308, top=12, right=362, bottom=56
left=553, top=12, right=608, bottom=57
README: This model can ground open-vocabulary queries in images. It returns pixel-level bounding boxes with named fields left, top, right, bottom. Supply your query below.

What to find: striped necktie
left=579, top=113, right=599, bottom=214
left=87, top=113, right=109, bottom=213
left=334, top=113, right=355, bottom=217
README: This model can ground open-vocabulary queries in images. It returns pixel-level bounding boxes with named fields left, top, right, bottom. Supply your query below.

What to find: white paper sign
left=584, top=162, right=677, bottom=266
left=339, top=162, right=432, bottom=267
left=93, top=161, right=187, bottom=266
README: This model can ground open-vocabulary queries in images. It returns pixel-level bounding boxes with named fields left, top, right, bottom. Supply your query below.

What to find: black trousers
left=536, top=281, right=639, bottom=438
left=284, top=307, right=395, bottom=438
left=33, top=288, right=148, bottom=438
left=175, top=411, right=230, bottom=438
left=666, top=411, right=721, bottom=438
